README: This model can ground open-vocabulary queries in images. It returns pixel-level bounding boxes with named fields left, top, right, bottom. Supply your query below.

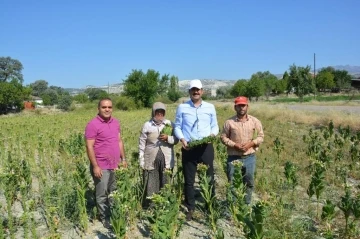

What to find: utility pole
left=314, top=53, right=316, bottom=78
left=314, top=53, right=316, bottom=97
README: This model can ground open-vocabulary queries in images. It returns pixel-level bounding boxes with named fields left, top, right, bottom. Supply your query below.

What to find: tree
left=246, top=76, right=265, bottom=101
left=57, top=93, right=73, bottom=111
left=216, top=86, right=232, bottom=99
left=158, top=74, right=170, bottom=96
left=167, top=75, right=181, bottom=102
left=0, top=57, right=24, bottom=83
left=85, top=88, right=108, bottom=101
left=287, top=64, right=315, bottom=101
left=41, top=88, right=58, bottom=105
left=0, top=80, right=31, bottom=114
left=30, top=80, right=49, bottom=97
left=317, top=67, right=352, bottom=91
left=73, top=93, right=89, bottom=103
left=0, top=57, right=30, bottom=114
left=230, top=79, right=248, bottom=97
left=251, top=71, right=277, bottom=100
left=315, top=71, right=335, bottom=92
left=123, top=69, right=160, bottom=108
left=49, top=85, right=66, bottom=95
left=274, top=72, right=288, bottom=95
left=334, top=70, right=352, bottom=90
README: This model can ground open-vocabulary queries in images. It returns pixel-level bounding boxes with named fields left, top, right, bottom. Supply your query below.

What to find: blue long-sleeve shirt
left=174, top=100, right=219, bottom=142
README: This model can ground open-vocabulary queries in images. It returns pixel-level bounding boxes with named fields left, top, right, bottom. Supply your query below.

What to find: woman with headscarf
left=138, top=102, right=179, bottom=208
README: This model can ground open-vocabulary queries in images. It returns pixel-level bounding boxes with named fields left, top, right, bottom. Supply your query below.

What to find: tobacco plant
left=241, top=201, right=267, bottom=239
left=339, top=185, right=360, bottom=238
left=273, top=137, right=284, bottom=160
left=111, top=167, right=131, bottom=238
left=146, top=184, right=183, bottom=239
left=187, top=135, right=217, bottom=149
left=160, top=122, right=173, bottom=135
left=73, top=162, right=90, bottom=232
left=226, top=160, right=247, bottom=227
left=197, top=163, right=224, bottom=238
left=284, top=161, right=298, bottom=190
left=307, top=161, right=326, bottom=218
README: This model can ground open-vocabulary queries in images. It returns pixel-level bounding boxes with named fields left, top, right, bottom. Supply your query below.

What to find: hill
left=65, top=79, right=236, bottom=95
left=65, top=65, right=360, bottom=94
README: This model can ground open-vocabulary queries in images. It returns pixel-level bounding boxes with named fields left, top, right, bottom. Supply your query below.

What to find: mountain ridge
left=65, top=65, right=360, bottom=94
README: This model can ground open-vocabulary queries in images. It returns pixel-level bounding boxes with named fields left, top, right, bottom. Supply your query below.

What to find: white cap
left=188, top=79, right=203, bottom=90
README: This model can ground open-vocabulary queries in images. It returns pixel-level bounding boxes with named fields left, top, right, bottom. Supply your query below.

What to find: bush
left=154, top=95, right=173, bottom=104
left=57, top=94, right=73, bottom=111
left=115, top=96, right=137, bottom=111
left=167, top=89, right=181, bottom=102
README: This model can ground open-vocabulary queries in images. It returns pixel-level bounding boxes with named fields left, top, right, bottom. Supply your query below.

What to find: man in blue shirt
left=174, top=79, right=219, bottom=221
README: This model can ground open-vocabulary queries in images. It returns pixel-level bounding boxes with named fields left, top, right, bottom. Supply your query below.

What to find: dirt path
left=284, top=104, right=360, bottom=114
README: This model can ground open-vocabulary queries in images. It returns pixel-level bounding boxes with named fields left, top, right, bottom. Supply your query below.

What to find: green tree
left=158, top=74, right=170, bottom=96
left=167, top=75, right=181, bottom=102
left=247, top=75, right=265, bottom=101
left=0, top=57, right=30, bottom=114
left=287, top=64, right=315, bottom=101
left=57, top=93, right=73, bottom=111
left=317, top=67, right=352, bottom=91
left=73, top=93, right=89, bottom=103
left=0, top=80, right=31, bottom=113
left=0, top=57, right=24, bottom=83
left=274, top=75, right=288, bottom=95
left=251, top=71, right=277, bottom=100
left=315, top=71, right=335, bottom=92
left=30, top=80, right=49, bottom=97
left=334, top=70, right=352, bottom=90
left=41, top=89, right=58, bottom=105
left=123, top=69, right=160, bottom=107
left=85, top=88, right=109, bottom=101
left=49, top=85, right=66, bottom=95
left=230, top=79, right=248, bottom=97
left=216, top=86, right=232, bottom=99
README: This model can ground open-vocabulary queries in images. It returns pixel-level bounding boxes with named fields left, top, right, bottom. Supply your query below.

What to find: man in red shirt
left=85, top=98, right=127, bottom=229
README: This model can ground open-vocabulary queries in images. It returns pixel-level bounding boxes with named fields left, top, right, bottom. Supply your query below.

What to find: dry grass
left=213, top=101, right=360, bottom=131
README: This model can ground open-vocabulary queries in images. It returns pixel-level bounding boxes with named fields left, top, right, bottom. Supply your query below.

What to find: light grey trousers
left=91, top=168, right=116, bottom=221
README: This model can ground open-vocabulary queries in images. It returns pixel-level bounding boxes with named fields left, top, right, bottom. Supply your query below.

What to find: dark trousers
left=182, top=143, right=215, bottom=211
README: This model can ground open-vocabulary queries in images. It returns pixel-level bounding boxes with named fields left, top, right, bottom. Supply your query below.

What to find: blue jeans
left=227, top=154, right=256, bottom=204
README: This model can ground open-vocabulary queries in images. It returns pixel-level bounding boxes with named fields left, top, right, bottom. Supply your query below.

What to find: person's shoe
left=186, top=210, right=194, bottom=221
left=102, top=219, right=112, bottom=229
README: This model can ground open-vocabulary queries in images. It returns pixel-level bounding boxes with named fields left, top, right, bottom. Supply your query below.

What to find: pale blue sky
left=1, top=0, right=359, bottom=88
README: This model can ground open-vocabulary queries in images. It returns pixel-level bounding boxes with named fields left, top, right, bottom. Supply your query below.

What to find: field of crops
left=0, top=102, right=359, bottom=239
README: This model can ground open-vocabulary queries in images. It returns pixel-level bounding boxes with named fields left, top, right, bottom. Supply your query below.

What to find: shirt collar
left=151, top=119, right=166, bottom=126
left=188, top=99, right=203, bottom=108
left=96, top=114, right=113, bottom=123
left=236, top=114, right=249, bottom=122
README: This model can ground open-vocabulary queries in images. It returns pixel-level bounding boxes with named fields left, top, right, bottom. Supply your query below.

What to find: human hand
left=181, top=139, right=189, bottom=150
left=158, top=134, right=168, bottom=142
left=93, top=165, right=102, bottom=178
left=234, top=142, right=253, bottom=152
left=122, top=160, right=128, bottom=168
left=241, top=142, right=254, bottom=151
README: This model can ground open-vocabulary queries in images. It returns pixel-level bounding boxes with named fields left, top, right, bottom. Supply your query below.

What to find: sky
left=1, top=0, right=359, bottom=88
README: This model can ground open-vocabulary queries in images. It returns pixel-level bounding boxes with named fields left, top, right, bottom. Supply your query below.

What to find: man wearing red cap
left=220, top=96, right=264, bottom=205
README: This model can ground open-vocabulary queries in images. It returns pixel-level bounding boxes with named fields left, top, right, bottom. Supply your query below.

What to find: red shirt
left=85, top=115, right=121, bottom=169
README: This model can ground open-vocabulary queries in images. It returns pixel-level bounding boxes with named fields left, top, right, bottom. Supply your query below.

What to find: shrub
left=57, top=94, right=73, bottom=111
left=115, top=96, right=137, bottom=111
left=154, top=95, right=173, bottom=104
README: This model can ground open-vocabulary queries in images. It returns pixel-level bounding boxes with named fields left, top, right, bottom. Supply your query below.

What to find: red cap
left=234, top=96, right=248, bottom=105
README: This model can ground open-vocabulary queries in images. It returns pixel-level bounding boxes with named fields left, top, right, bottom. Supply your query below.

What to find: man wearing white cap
left=174, top=79, right=219, bottom=221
